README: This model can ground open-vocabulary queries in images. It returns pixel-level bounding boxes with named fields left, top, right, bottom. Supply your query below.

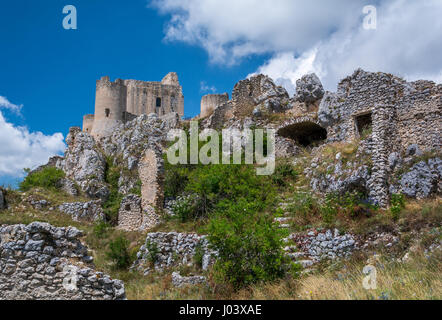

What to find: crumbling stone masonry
left=85, top=72, right=184, bottom=140
left=318, top=69, right=441, bottom=153
left=58, top=200, right=105, bottom=223
left=200, top=93, right=229, bottom=118
left=117, top=145, right=165, bottom=232
left=132, top=232, right=217, bottom=274
left=0, top=222, right=125, bottom=300
left=117, top=194, right=152, bottom=232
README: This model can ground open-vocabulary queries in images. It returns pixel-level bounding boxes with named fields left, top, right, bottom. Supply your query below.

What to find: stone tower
left=84, top=73, right=184, bottom=140
left=91, top=77, right=127, bottom=139
left=200, top=93, right=229, bottom=118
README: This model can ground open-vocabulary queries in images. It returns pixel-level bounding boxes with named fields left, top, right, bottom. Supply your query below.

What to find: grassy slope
left=1, top=139, right=441, bottom=300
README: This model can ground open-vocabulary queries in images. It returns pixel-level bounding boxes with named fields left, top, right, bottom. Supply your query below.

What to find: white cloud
left=151, top=0, right=363, bottom=64
left=151, top=0, right=442, bottom=93
left=200, top=81, right=217, bottom=93
left=0, top=102, right=66, bottom=178
left=248, top=49, right=321, bottom=96
left=0, top=96, right=23, bottom=114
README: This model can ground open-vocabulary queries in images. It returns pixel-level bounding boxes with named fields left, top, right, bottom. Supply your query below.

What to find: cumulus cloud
left=0, top=100, right=66, bottom=179
left=151, top=0, right=442, bottom=92
left=150, top=0, right=363, bottom=64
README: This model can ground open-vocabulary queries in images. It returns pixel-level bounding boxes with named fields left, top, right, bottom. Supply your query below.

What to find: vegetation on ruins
left=19, top=167, right=65, bottom=192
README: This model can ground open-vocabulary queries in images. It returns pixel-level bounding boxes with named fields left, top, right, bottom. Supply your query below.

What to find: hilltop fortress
left=83, top=72, right=184, bottom=139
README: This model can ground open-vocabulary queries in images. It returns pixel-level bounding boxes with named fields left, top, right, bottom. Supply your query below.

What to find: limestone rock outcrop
left=391, top=158, right=442, bottom=199
left=295, top=73, right=325, bottom=104
left=62, top=127, right=109, bottom=200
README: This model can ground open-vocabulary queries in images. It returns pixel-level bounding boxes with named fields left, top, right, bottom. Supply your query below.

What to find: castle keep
left=83, top=72, right=184, bottom=139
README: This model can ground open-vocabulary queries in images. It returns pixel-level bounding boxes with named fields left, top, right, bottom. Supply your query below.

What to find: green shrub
left=106, top=235, right=133, bottom=270
left=185, top=164, right=275, bottom=219
left=164, top=163, right=191, bottom=198
left=103, top=157, right=124, bottom=224
left=320, top=193, right=339, bottom=225
left=145, top=240, right=159, bottom=265
left=272, top=162, right=298, bottom=187
left=19, top=167, right=65, bottom=192
left=207, top=199, right=290, bottom=289
left=93, top=221, right=111, bottom=239
left=172, top=196, right=200, bottom=223
left=129, top=179, right=142, bottom=197
left=193, top=243, right=205, bottom=269
left=391, top=193, right=405, bottom=221
left=288, top=192, right=318, bottom=218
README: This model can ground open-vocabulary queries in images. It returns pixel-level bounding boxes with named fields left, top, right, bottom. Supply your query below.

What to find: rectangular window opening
left=355, top=112, right=373, bottom=136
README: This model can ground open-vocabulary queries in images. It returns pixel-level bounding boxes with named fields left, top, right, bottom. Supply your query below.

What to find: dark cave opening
left=277, top=121, right=328, bottom=147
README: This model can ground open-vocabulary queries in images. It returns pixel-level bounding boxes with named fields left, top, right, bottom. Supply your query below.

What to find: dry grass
left=1, top=186, right=441, bottom=301
left=120, top=248, right=441, bottom=300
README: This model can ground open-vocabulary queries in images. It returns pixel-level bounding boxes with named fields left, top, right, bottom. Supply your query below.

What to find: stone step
left=274, top=217, right=292, bottom=223
left=283, top=245, right=298, bottom=252
left=298, top=260, right=314, bottom=268
left=286, top=252, right=306, bottom=260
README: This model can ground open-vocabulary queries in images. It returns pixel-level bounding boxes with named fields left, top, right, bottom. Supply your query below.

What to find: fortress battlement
left=83, top=72, right=184, bottom=139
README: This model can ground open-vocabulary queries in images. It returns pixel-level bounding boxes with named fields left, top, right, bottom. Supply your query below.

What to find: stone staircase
left=274, top=197, right=315, bottom=270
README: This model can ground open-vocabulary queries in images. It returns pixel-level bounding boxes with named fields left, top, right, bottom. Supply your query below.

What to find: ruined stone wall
left=0, top=222, right=125, bottom=300
left=132, top=232, right=216, bottom=274
left=89, top=73, right=184, bottom=139
left=137, top=146, right=164, bottom=230
left=82, top=114, right=94, bottom=134
left=318, top=69, right=441, bottom=153
left=232, top=74, right=289, bottom=116
left=124, top=79, right=184, bottom=117
left=117, top=194, right=154, bottom=232
left=200, top=93, right=229, bottom=118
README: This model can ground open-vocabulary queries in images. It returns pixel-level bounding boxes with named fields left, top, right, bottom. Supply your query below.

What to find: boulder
left=296, top=73, right=325, bottom=104
left=398, top=158, right=442, bottom=199
left=406, top=144, right=423, bottom=157
left=318, top=92, right=341, bottom=127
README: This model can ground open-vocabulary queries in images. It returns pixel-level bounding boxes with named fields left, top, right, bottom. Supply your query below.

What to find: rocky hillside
left=0, top=69, right=440, bottom=300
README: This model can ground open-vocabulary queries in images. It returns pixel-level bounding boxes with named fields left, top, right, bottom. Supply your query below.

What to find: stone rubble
left=286, top=229, right=358, bottom=263
left=132, top=232, right=217, bottom=274
left=58, top=200, right=105, bottom=223
left=0, top=222, right=125, bottom=300
left=171, top=272, right=207, bottom=288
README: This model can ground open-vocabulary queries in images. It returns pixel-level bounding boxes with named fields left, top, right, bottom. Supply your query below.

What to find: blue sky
left=0, top=0, right=268, bottom=186
left=1, top=0, right=441, bottom=186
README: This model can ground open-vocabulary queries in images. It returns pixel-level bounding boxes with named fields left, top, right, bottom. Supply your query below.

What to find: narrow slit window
left=156, top=97, right=162, bottom=108
left=105, top=108, right=110, bottom=117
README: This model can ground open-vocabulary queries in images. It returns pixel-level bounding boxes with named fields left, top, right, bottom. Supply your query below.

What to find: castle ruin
left=200, top=93, right=229, bottom=118
left=83, top=72, right=184, bottom=139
